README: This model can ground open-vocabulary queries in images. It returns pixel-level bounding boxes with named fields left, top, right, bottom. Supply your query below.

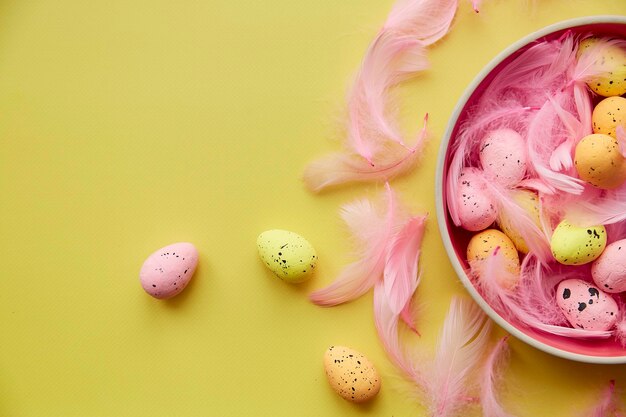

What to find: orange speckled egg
left=592, top=96, right=626, bottom=138
left=467, top=229, right=520, bottom=289
left=574, top=133, right=626, bottom=189
left=323, top=346, right=380, bottom=403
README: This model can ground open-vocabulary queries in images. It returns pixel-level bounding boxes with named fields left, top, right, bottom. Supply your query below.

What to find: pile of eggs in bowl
left=442, top=25, right=626, bottom=355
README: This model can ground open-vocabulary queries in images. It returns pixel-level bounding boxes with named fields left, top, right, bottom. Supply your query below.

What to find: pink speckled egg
left=592, top=239, right=626, bottom=293
left=556, top=279, right=618, bottom=331
left=457, top=167, right=497, bottom=231
left=479, top=128, right=527, bottom=187
left=139, top=242, right=198, bottom=299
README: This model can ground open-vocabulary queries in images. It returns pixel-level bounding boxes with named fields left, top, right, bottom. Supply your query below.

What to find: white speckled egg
left=578, top=38, right=626, bottom=97
left=479, top=128, right=527, bottom=187
left=456, top=167, right=497, bottom=231
left=550, top=220, right=606, bottom=266
left=323, top=346, right=380, bottom=403
left=574, top=133, right=626, bottom=189
left=592, top=238, right=626, bottom=293
left=592, top=96, right=626, bottom=138
left=497, top=189, right=541, bottom=254
left=139, top=242, right=198, bottom=299
left=556, top=279, right=618, bottom=331
left=257, top=229, right=317, bottom=283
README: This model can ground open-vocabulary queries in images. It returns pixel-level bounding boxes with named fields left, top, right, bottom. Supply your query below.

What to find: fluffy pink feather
left=304, top=0, right=459, bottom=191
left=425, top=297, right=491, bottom=417
left=480, top=337, right=516, bottom=417
left=579, top=380, right=622, bottom=417
left=309, top=183, right=398, bottom=306
left=571, top=37, right=626, bottom=87
left=303, top=115, right=428, bottom=192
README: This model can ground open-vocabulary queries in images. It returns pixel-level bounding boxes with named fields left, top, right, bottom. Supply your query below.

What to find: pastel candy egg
left=497, top=189, right=541, bottom=254
left=139, top=242, right=198, bottom=299
left=323, top=346, right=380, bottom=403
left=457, top=167, right=497, bottom=231
left=257, top=229, right=317, bottom=283
left=556, top=279, right=618, bottom=331
left=592, top=239, right=626, bottom=293
left=574, top=133, right=626, bottom=189
left=550, top=220, right=606, bottom=266
left=479, top=128, right=527, bottom=187
left=578, top=38, right=626, bottom=97
left=592, top=96, right=626, bottom=138
left=466, top=229, right=520, bottom=289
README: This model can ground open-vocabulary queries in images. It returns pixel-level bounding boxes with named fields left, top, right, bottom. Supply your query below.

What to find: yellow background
left=1, top=0, right=626, bottom=416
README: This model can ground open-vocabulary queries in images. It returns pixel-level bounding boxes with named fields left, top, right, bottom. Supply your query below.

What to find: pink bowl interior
left=441, top=20, right=626, bottom=360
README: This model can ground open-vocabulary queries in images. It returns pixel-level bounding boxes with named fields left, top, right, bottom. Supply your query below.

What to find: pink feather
left=303, top=115, right=428, bottom=192
left=579, top=380, right=622, bottom=417
left=304, top=0, right=459, bottom=191
left=425, top=297, right=491, bottom=417
left=480, top=337, right=516, bottom=417
left=309, top=183, right=398, bottom=306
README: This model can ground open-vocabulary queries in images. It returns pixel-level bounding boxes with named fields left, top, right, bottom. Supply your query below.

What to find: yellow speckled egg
left=257, top=229, right=317, bottom=283
left=578, top=38, right=626, bottom=97
left=550, top=220, right=606, bottom=265
left=574, top=133, right=626, bottom=189
left=323, top=346, right=380, bottom=403
left=592, top=96, right=626, bottom=138
left=467, top=229, right=520, bottom=289
left=497, top=189, right=541, bottom=254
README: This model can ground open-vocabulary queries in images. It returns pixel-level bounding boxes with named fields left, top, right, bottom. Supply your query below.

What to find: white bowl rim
left=435, top=15, right=626, bottom=364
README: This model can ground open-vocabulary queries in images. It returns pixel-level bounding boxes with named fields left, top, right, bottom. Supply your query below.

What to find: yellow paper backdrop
left=1, top=1, right=626, bottom=416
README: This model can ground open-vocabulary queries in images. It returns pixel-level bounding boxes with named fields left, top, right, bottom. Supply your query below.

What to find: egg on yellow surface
left=577, top=37, right=626, bottom=97
left=323, top=346, right=381, bottom=403
left=497, top=189, right=541, bottom=254
left=466, top=229, right=520, bottom=289
left=550, top=220, right=606, bottom=266
left=574, top=133, right=626, bottom=189
left=592, top=96, right=626, bottom=138
left=257, top=229, right=317, bottom=283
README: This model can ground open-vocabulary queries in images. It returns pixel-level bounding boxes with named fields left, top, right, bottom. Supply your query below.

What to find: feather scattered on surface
left=480, top=337, right=517, bottom=417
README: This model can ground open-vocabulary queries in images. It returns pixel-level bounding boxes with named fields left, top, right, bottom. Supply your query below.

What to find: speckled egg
left=466, top=229, right=520, bottom=289
left=574, top=133, right=626, bottom=189
left=578, top=38, right=626, bottom=97
left=479, top=128, right=527, bottom=187
left=497, top=189, right=541, bottom=254
left=592, top=238, right=626, bottom=293
left=323, top=346, right=381, bottom=403
left=457, top=167, right=498, bottom=231
left=556, top=279, right=618, bottom=331
left=592, top=96, right=626, bottom=138
left=139, top=242, right=198, bottom=299
left=550, top=220, right=606, bottom=266
left=257, top=229, right=317, bottom=283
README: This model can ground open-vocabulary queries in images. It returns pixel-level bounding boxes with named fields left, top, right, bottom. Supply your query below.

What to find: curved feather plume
left=579, top=380, right=622, bottom=417
left=304, top=0, right=459, bottom=191
left=480, top=337, right=517, bottom=417
left=309, top=183, right=398, bottom=306
left=425, top=297, right=491, bottom=417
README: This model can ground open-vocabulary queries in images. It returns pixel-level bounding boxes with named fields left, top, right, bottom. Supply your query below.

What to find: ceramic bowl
left=435, top=16, right=626, bottom=364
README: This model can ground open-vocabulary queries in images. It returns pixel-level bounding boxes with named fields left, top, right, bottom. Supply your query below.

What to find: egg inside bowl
left=435, top=16, right=626, bottom=364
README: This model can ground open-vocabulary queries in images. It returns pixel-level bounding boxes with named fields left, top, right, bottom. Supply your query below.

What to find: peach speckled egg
left=556, top=279, right=618, bottom=331
left=479, top=128, right=527, bottom=187
left=574, top=133, right=626, bottom=189
left=466, top=229, right=520, bottom=289
left=592, top=239, right=626, bottom=293
left=456, top=167, right=497, bottom=231
left=323, top=346, right=380, bottom=403
left=139, top=242, right=198, bottom=299
left=592, top=96, right=626, bottom=138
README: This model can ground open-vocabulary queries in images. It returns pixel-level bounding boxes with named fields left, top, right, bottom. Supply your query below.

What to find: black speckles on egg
left=257, top=229, right=317, bottom=283
left=323, top=346, right=381, bottom=403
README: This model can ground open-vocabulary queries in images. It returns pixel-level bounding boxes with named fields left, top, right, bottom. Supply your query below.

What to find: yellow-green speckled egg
left=466, top=229, right=520, bottom=289
left=592, top=96, right=626, bottom=138
left=323, top=346, right=380, bottom=403
left=257, top=229, right=317, bottom=283
left=497, top=189, right=541, bottom=254
left=578, top=38, right=626, bottom=97
left=574, top=133, right=626, bottom=189
left=550, top=220, right=606, bottom=265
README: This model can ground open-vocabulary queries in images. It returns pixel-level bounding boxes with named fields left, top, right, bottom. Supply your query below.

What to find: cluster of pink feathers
left=446, top=33, right=626, bottom=343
